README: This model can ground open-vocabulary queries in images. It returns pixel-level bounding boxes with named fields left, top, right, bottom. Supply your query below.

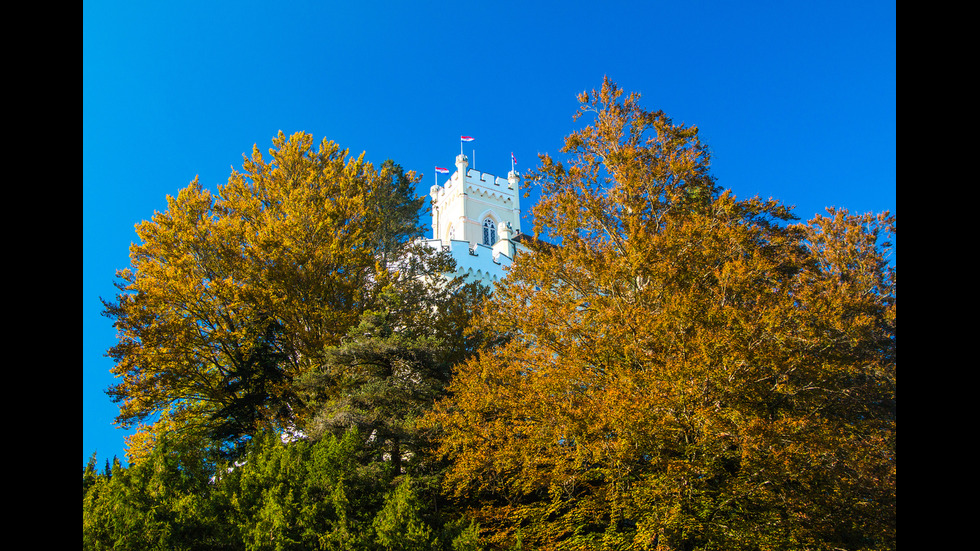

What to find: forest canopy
left=87, top=79, right=895, bottom=551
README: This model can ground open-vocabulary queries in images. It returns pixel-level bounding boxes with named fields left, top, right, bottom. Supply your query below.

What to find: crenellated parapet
left=463, top=169, right=518, bottom=204
left=425, top=238, right=513, bottom=286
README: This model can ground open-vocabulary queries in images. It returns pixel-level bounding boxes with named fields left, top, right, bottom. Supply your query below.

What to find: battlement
left=467, top=169, right=514, bottom=191
left=435, top=169, right=514, bottom=197
left=463, top=170, right=515, bottom=204
left=425, top=238, right=512, bottom=286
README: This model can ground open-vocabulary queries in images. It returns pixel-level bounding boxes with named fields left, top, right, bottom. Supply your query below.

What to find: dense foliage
left=424, top=78, right=895, bottom=550
left=101, top=131, right=484, bottom=461
left=88, top=81, right=895, bottom=550
left=82, top=430, right=482, bottom=550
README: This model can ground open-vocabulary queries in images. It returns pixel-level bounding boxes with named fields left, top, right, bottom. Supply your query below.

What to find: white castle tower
left=426, top=151, right=525, bottom=287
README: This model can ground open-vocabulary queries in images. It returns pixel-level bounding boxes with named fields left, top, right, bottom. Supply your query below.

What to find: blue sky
left=83, top=0, right=895, bottom=467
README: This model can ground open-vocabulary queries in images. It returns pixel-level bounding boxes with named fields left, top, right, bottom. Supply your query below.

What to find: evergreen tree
left=373, top=477, right=434, bottom=551
left=83, top=433, right=234, bottom=550
left=294, top=281, right=485, bottom=474
left=82, top=452, right=99, bottom=497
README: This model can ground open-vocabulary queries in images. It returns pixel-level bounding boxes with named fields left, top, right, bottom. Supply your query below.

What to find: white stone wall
left=429, top=154, right=521, bottom=250
left=425, top=238, right=512, bottom=287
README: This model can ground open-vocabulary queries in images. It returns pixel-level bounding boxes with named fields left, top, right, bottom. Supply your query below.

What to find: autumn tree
left=425, top=78, right=895, bottom=550
left=102, top=131, right=478, bottom=461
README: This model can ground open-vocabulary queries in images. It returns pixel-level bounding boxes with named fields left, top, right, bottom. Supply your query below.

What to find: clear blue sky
left=83, top=0, right=895, bottom=467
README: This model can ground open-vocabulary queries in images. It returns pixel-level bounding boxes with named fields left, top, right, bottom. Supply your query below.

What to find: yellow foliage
left=104, top=131, right=429, bottom=450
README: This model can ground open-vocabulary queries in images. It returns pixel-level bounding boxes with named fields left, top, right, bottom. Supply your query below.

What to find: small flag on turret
left=511, top=152, right=517, bottom=166
left=435, top=166, right=449, bottom=173
left=460, top=135, right=475, bottom=142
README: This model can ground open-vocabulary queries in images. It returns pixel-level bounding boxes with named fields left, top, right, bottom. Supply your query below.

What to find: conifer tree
left=82, top=452, right=99, bottom=498
left=83, top=433, right=232, bottom=550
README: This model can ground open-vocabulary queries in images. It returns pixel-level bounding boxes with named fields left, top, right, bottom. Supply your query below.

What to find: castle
left=424, top=152, right=530, bottom=287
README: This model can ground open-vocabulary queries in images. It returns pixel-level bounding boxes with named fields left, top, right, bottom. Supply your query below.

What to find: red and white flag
left=434, top=166, right=450, bottom=173
left=460, top=135, right=475, bottom=142
left=511, top=152, right=517, bottom=166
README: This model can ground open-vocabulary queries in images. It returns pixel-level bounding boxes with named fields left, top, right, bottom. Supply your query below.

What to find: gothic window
left=482, top=217, right=497, bottom=246
left=447, top=223, right=455, bottom=241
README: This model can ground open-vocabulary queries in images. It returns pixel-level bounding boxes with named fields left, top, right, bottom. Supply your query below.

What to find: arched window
left=482, top=218, right=497, bottom=246
left=447, top=223, right=455, bottom=241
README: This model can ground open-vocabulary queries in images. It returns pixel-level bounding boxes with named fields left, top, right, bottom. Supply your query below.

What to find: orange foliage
left=425, top=78, right=895, bottom=550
